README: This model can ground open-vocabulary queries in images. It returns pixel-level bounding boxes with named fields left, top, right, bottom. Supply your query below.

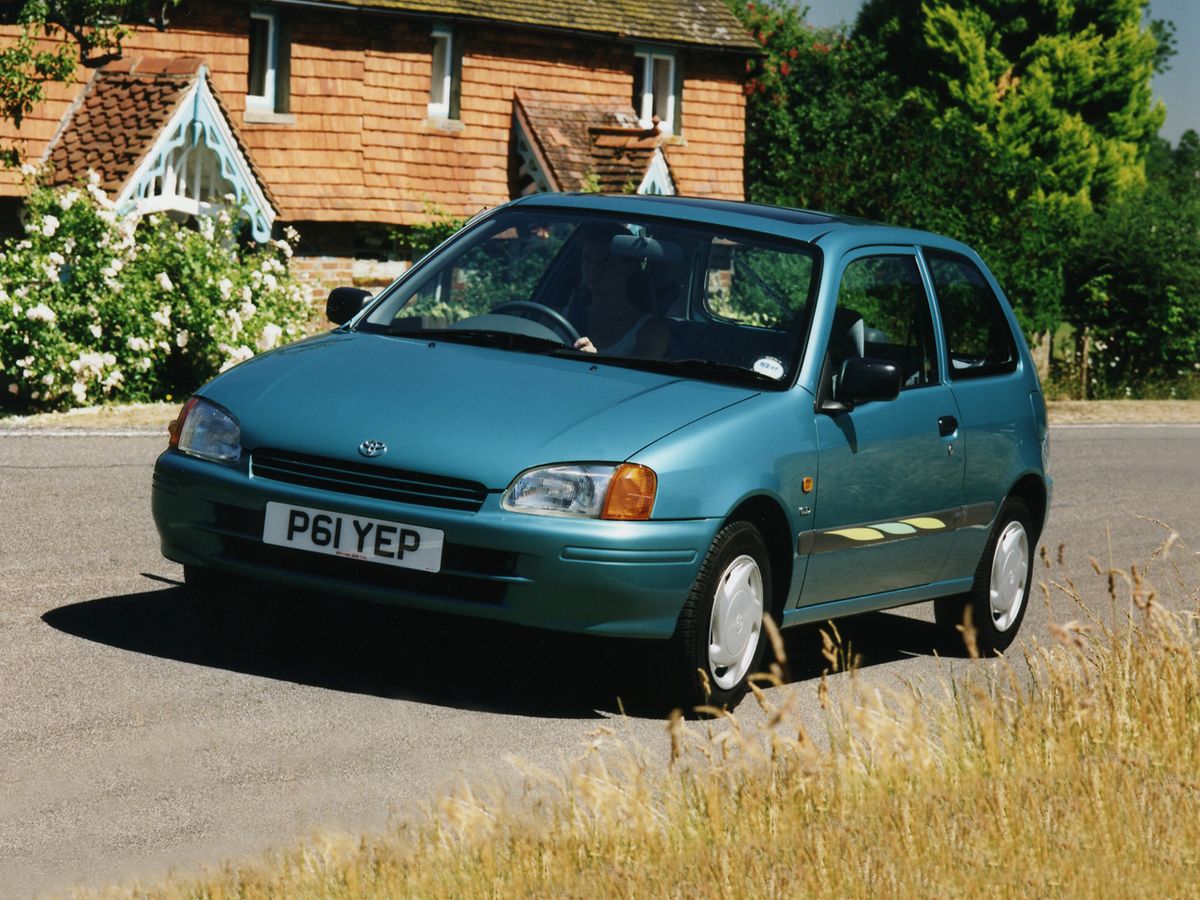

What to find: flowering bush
left=0, top=173, right=310, bottom=411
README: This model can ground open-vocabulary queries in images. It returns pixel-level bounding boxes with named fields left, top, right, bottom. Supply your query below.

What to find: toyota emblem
left=358, top=439, right=387, bottom=458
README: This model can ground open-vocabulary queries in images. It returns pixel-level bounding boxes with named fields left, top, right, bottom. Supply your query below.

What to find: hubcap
left=708, top=554, right=764, bottom=691
left=989, top=520, right=1029, bottom=632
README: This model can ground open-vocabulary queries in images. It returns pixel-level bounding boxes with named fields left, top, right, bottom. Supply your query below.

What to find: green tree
left=855, top=0, right=1167, bottom=208
left=1064, top=130, right=1200, bottom=396
left=0, top=1, right=177, bottom=166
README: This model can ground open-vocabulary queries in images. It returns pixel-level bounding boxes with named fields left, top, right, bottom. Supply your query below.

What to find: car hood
left=201, top=332, right=759, bottom=489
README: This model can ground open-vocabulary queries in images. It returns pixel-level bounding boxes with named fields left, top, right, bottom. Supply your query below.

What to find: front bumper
left=151, top=449, right=719, bottom=639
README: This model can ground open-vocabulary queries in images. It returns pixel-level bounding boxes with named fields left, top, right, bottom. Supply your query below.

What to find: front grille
left=251, top=448, right=488, bottom=512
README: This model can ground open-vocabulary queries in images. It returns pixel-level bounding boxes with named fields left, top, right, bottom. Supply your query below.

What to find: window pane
left=704, top=237, right=812, bottom=330
left=926, top=251, right=1017, bottom=379
left=430, top=34, right=449, bottom=106
left=632, top=56, right=645, bottom=113
left=652, top=56, right=672, bottom=125
left=248, top=18, right=270, bottom=96
left=834, top=255, right=938, bottom=389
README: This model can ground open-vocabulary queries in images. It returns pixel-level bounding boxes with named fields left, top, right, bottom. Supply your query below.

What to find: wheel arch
left=724, top=494, right=793, bottom=622
left=1008, top=472, right=1048, bottom=543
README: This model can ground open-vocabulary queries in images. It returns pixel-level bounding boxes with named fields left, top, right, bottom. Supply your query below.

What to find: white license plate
left=262, top=502, right=444, bottom=573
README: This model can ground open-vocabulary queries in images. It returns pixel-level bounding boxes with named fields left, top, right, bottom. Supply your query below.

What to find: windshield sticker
left=752, top=356, right=786, bottom=380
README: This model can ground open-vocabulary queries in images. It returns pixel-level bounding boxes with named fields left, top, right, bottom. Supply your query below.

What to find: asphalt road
left=1, top=424, right=1198, bottom=897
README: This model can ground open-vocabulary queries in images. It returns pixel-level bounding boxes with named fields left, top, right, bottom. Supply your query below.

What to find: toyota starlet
left=153, top=193, right=1051, bottom=708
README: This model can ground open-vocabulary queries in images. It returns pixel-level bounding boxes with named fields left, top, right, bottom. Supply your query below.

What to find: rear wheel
left=935, top=497, right=1033, bottom=656
left=669, top=521, right=772, bottom=711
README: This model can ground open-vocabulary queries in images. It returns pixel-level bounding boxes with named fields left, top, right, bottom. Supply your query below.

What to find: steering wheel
left=490, top=301, right=581, bottom=346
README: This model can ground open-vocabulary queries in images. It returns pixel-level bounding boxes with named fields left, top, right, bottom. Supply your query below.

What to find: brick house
left=0, top=1, right=756, bottom=292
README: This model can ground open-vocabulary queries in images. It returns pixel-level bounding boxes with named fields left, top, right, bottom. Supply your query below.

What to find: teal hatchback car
left=153, top=194, right=1051, bottom=708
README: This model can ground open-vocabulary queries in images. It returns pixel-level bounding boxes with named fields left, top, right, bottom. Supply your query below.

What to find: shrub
left=0, top=173, right=310, bottom=411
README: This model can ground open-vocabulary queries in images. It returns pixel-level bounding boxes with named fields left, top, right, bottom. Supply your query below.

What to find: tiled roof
left=328, top=0, right=758, bottom=50
left=516, top=91, right=666, bottom=193
left=43, top=57, right=277, bottom=210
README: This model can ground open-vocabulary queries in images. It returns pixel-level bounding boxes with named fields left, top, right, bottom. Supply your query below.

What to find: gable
left=43, top=57, right=277, bottom=241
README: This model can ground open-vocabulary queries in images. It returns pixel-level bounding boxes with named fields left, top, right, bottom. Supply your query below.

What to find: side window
left=830, top=254, right=938, bottom=392
left=925, top=250, right=1017, bottom=379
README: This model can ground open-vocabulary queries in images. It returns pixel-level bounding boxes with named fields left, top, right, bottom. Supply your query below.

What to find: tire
left=935, top=497, right=1033, bottom=657
left=669, top=520, right=772, bottom=711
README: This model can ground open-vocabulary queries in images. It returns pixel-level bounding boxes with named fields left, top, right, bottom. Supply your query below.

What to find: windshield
left=357, top=207, right=819, bottom=386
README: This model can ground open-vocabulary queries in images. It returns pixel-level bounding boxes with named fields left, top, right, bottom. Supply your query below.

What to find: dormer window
left=246, top=9, right=290, bottom=117
left=633, top=50, right=677, bottom=134
left=428, top=26, right=455, bottom=119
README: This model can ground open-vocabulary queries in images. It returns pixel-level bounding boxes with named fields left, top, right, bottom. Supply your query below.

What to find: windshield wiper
left=601, top=355, right=782, bottom=386
left=385, top=326, right=567, bottom=353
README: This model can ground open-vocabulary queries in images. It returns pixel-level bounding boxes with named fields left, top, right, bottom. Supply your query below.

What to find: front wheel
left=935, top=497, right=1033, bottom=656
left=669, top=521, right=772, bottom=711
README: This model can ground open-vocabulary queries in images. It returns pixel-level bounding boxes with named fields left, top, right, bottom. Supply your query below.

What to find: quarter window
left=924, top=250, right=1017, bottom=379
left=633, top=51, right=677, bottom=134
left=830, top=255, right=939, bottom=393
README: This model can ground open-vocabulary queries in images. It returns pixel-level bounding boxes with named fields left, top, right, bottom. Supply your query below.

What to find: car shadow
left=42, top=578, right=956, bottom=720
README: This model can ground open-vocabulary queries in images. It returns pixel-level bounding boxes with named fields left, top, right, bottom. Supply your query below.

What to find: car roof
left=506, top=192, right=977, bottom=257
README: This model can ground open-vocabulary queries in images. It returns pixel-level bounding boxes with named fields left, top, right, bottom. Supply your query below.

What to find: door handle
left=938, top=415, right=958, bottom=437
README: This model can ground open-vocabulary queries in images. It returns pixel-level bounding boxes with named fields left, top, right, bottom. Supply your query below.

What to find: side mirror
left=821, top=357, right=902, bottom=413
left=326, top=287, right=373, bottom=325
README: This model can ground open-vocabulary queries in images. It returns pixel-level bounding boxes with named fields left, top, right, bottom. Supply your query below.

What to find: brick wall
left=1, top=1, right=748, bottom=226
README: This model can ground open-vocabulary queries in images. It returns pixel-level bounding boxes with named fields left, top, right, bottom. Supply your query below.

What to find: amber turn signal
left=168, top=397, right=199, bottom=448
left=601, top=463, right=657, bottom=520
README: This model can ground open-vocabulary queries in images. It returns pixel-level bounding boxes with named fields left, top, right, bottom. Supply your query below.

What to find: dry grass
left=0, top=401, right=178, bottom=432
left=90, top=534, right=1200, bottom=899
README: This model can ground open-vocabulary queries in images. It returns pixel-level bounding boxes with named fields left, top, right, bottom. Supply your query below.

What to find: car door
left=801, top=248, right=965, bottom=605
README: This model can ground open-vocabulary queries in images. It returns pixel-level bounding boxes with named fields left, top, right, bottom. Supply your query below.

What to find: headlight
left=169, top=397, right=241, bottom=463
left=502, top=463, right=657, bottom=520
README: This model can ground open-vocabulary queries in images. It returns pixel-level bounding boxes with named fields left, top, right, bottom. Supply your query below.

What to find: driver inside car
left=571, top=227, right=669, bottom=357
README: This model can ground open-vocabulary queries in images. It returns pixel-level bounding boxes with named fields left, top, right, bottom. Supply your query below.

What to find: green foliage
left=396, top=205, right=466, bottom=261
left=1, top=1, right=179, bottom=166
left=0, top=175, right=310, bottom=411
left=1064, top=130, right=1200, bottom=396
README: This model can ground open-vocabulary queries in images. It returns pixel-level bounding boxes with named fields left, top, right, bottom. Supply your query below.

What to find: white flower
left=262, top=273, right=278, bottom=292
left=40, top=215, right=60, bottom=238
left=156, top=272, right=174, bottom=292
left=41, top=373, right=55, bottom=386
left=89, top=324, right=102, bottom=339
left=60, top=189, right=80, bottom=211
left=16, top=356, right=33, bottom=368
left=241, top=285, right=253, bottom=302
left=102, top=370, right=124, bottom=391
left=284, top=226, right=300, bottom=243
left=228, top=310, right=243, bottom=338
left=20, top=162, right=39, bottom=178
left=71, top=382, right=87, bottom=402
left=25, top=303, right=56, bottom=323
left=240, top=301, right=257, bottom=320
left=257, top=323, right=282, bottom=351
left=43, top=263, right=60, bottom=282
left=87, top=169, right=101, bottom=186
left=151, top=306, right=171, bottom=328
left=217, top=277, right=233, bottom=301
left=217, top=343, right=254, bottom=373
left=47, top=251, right=65, bottom=266
left=127, top=336, right=150, bottom=352
left=198, top=215, right=215, bottom=240
left=176, top=329, right=189, bottom=349
left=273, top=238, right=293, bottom=258
left=136, top=357, right=152, bottom=371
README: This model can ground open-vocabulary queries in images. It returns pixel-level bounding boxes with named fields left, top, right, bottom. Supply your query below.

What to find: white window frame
left=428, top=26, right=453, bottom=119
left=246, top=10, right=277, bottom=111
left=635, top=50, right=676, bottom=135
